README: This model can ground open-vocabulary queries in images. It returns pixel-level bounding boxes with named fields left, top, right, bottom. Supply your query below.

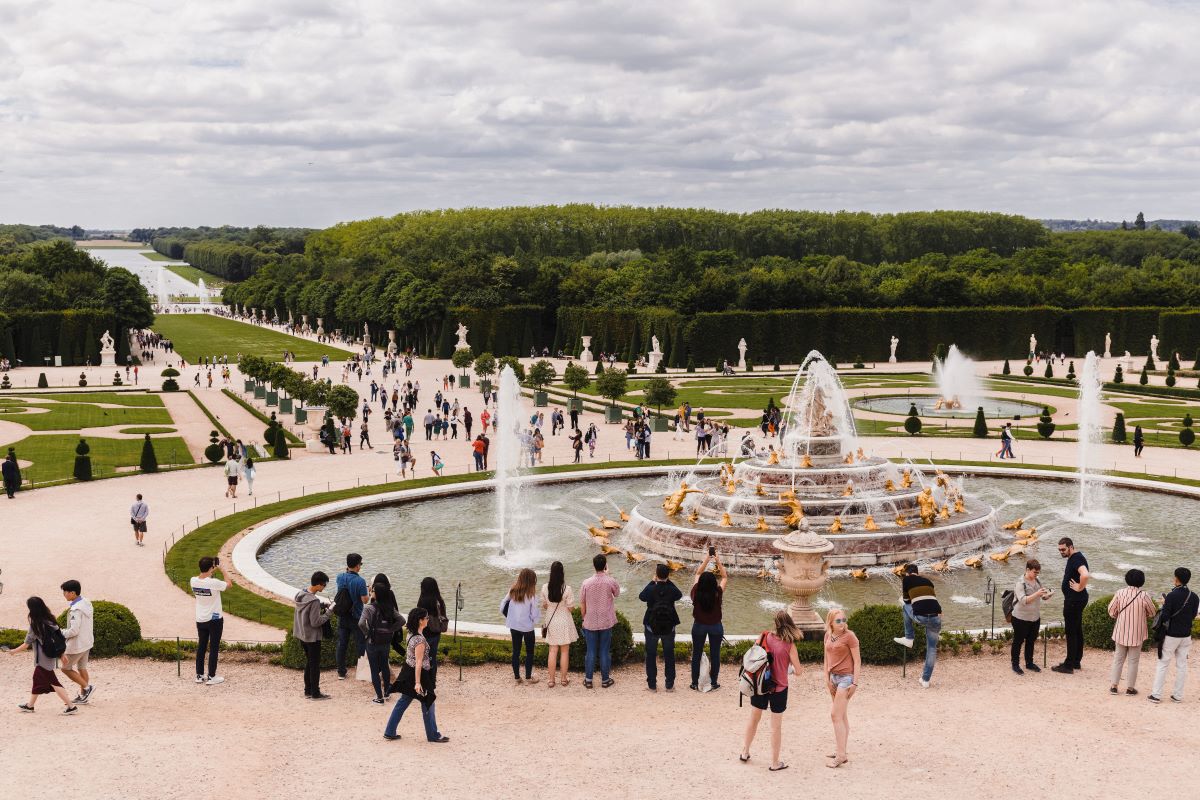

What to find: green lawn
left=139, top=251, right=174, bottom=262
left=165, top=263, right=230, bottom=288
left=0, top=395, right=172, bottom=430
left=10, top=434, right=193, bottom=485
left=152, top=314, right=354, bottom=362
left=13, top=392, right=167, bottom=407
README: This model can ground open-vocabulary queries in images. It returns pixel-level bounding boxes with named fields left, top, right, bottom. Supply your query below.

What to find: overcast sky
left=1, top=0, right=1197, bottom=228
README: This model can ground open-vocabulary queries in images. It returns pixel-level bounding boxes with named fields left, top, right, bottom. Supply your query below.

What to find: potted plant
left=527, top=359, right=556, bottom=407
left=304, top=379, right=330, bottom=430
left=642, top=377, right=677, bottom=432
left=474, top=351, right=496, bottom=395
left=161, top=367, right=180, bottom=392
left=596, top=367, right=628, bottom=424
left=451, top=348, right=474, bottom=388
left=562, top=362, right=590, bottom=412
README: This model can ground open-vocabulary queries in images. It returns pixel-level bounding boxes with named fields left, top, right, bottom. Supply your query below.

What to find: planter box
left=280, top=397, right=294, bottom=413
left=604, top=406, right=623, bottom=424
left=651, top=416, right=670, bottom=432
left=253, top=385, right=266, bottom=399
left=265, top=390, right=278, bottom=406
left=292, top=405, right=306, bottom=423
left=534, top=390, right=548, bottom=407
left=458, top=374, right=470, bottom=388
left=244, top=379, right=255, bottom=393
left=568, top=397, right=583, bottom=412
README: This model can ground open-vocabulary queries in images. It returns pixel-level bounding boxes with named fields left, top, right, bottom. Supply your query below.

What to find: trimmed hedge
left=1082, top=594, right=1119, bottom=650
left=847, top=604, right=913, bottom=664
left=55, top=600, right=142, bottom=657
left=0, top=309, right=127, bottom=366
left=281, top=615, right=356, bottom=670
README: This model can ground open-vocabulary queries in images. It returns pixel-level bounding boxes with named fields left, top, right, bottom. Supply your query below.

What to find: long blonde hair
left=772, top=610, right=801, bottom=643
left=509, top=568, right=537, bottom=602
left=823, top=607, right=847, bottom=639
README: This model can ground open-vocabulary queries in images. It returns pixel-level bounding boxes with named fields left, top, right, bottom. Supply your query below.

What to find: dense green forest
left=137, top=225, right=311, bottom=281
left=0, top=223, right=83, bottom=246
left=0, top=239, right=153, bottom=364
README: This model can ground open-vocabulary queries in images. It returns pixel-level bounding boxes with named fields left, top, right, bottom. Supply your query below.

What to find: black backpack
left=40, top=625, right=67, bottom=659
left=648, top=585, right=676, bottom=635
left=332, top=585, right=352, bottom=618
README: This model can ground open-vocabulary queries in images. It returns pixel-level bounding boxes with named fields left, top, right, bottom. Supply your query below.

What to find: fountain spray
left=1076, top=351, right=1105, bottom=517
left=493, top=365, right=525, bottom=556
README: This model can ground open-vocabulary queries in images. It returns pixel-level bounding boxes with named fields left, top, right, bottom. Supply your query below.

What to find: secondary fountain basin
left=854, top=395, right=1047, bottom=419
left=251, top=470, right=1200, bottom=634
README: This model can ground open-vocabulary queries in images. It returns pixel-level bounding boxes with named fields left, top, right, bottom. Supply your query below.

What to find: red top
left=690, top=584, right=723, bottom=625
left=764, top=632, right=793, bottom=691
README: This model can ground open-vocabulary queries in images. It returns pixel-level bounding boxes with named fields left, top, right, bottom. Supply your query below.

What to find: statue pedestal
left=772, top=530, right=834, bottom=636
left=100, top=347, right=116, bottom=367
left=737, top=357, right=747, bottom=372
left=647, top=350, right=663, bottom=371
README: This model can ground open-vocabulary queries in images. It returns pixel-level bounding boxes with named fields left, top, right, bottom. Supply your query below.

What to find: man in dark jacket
left=638, top=563, right=682, bottom=692
left=2, top=452, right=20, bottom=498
left=1149, top=567, right=1199, bottom=704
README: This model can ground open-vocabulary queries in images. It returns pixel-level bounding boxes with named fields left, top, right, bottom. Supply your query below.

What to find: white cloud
left=0, top=0, right=1197, bottom=227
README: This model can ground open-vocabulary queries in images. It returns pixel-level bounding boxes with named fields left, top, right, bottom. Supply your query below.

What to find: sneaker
left=919, top=679, right=930, bottom=688
left=1171, top=696, right=1182, bottom=703
left=337, top=674, right=347, bottom=681
left=582, top=680, right=593, bottom=689
left=1025, top=664, right=1041, bottom=673
left=383, top=733, right=401, bottom=741
left=18, top=704, right=34, bottom=713
left=1050, top=664, right=1074, bottom=674
left=893, top=637, right=914, bottom=648
left=81, top=685, right=95, bottom=702
left=601, top=679, right=615, bottom=688
left=372, top=697, right=386, bottom=705
left=310, top=693, right=332, bottom=700
left=206, top=676, right=225, bottom=686
left=195, top=675, right=205, bottom=684
left=63, top=706, right=79, bottom=715
left=1012, top=665, right=1024, bottom=675
left=1148, top=695, right=1161, bottom=704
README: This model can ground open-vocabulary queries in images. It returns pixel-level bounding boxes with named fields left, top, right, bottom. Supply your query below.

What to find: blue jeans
left=691, top=622, right=723, bottom=685
left=384, top=694, right=439, bottom=740
left=644, top=626, right=676, bottom=689
left=336, top=619, right=366, bottom=677
left=583, top=627, right=613, bottom=681
left=365, top=642, right=391, bottom=700
left=913, top=610, right=942, bottom=681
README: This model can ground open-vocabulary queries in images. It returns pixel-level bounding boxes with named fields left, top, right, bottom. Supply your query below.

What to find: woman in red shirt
left=822, top=607, right=861, bottom=768
left=740, top=610, right=804, bottom=771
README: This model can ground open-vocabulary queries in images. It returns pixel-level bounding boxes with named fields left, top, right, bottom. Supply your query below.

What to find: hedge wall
left=553, top=307, right=687, bottom=365
left=0, top=309, right=127, bottom=366
left=1160, top=311, right=1200, bottom=359
left=434, top=305, right=550, bottom=358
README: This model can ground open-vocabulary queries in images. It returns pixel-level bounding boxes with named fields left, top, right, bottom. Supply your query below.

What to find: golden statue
left=850, top=568, right=868, bottom=580
left=600, top=544, right=622, bottom=555
left=782, top=498, right=804, bottom=528
left=619, top=509, right=630, bottom=522
left=720, top=512, right=732, bottom=527
left=626, top=551, right=647, bottom=564
left=755, top=482, right=766, bottom=496
left=931, top=559, right=951, bottom=572
left=687, top=509, right=699, bottom=523
left=954, top=496, right=965, bottom=514
left=767, top=449, right=780, bottom=465
left=884, top=479, right=896, bottom=492
left=801, top=454, right=813, bottom=468
left=843, top=453, right=854, bottom=465
left=779, top=487, right=797, bottom=501
left=864, top=515, right=880, bottom=531
left=938, top=505, right=951, bottom=521
left=755, top=516, right=769, bottom=532
left=1002, top=517, right=1024, bottom=530
left=719, top=462, right=734, bottom=483
left=841, top=482, right=854, bottom=497
left=725, top=479, right=738, bottom=494
left=964, top=555, right=983, bottom=569
left=856, top=447, right=866, bottom=461
left=665, top=560, right=685, bottom=572
left=900, top=469, right=913, bottom=489
left=663, top=482, right=702, bottom=516
left=894, top=514, right=908, bottom=527
left=917, top=486, right=936, bottom=526
left=829, top=517, right=843, bottom=533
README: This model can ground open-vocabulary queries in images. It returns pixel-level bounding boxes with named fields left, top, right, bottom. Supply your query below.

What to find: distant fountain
left=197, top=278, right=208, bottom=305
left=156, top=266, right=168, bottom=306
left=1076, top=351, right=1106, bottom=518
left=933, top=345, right=981, bottom=410
left=779, top=351, right=858, bottom=463
left=494, top=365, right=526, bottom=556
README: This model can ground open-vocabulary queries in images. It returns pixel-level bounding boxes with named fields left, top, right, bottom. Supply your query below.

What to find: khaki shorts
left=63, top=650, right=90, bottom=670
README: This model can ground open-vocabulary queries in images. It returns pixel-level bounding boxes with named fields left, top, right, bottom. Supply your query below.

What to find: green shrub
left=113, top=371, right=123, bottom=386
left=1037, top=406, right=1055, bottom=439
left=1044, top=361, right=1053, bottom=379
left=972, top=406, right=988, bottom=438
left=1002, top=359, right=1011, bottom=375
left=1145, top=354, right=1156, bottom=372
left=37, top=372, right=48, bottom=388
left=904, top=403, right=922, bottom=435
left=567, top=608, right=634, bottom=670
left=1166, top=368, right=1176, bottom=388
left=846, top=604, right=921, bottom=665
left=1114, top=365, right=1124, bottom=383
left=1168, top=352, right=1180, bottom=371
left=853, top=356, right=865, bottom=369
left=56, top=600, right=141, bottom=657
left=1112, top=412, right=1127, bottom=443
left=1023, top=361, right=1033, bottom=376
left=161, top=366, right=180, bottom=392
left=0, top=628, right=26, bottom=648
left=773, top=361, right=781, bottom=372
left=204, top=430, right=224, bottom=464
left=1180, top=419, right=1195, bottom=447
left=280, top=615, right=356, bottom=670
left=1067, top=361, right=1076, bottom=381
left=73, top=438, right=92, bottom=481
left=1082, top=594, right=1118, bottom=650
left=686, top=358, right=695, bottom=373
left=1140, top=367, right=1149, bottom=385
left=655, top=361, right=666, bottom=374
left=140, top=433, right=158, bottom=472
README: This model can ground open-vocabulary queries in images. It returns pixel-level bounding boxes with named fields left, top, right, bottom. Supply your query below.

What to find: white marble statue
left=387, top=330, right=398, bottom=355
left=99, top=330, right=116, bottom=367
left=737, top=338, right=748, bottom=372
left=1124, top=350, right=1133, bottom=372
left=580, top=335, right=594, bottom=364
left=316, top=317, right=325, bottom=336
left=455, top=322, right=470, bottom=351
left=647, top=335, right=663, bottom=371
left=651, top=335, right=661, bottom=354
left=889, top=335, right=899, bottom=363
left=1029, top=334, right=1037, bottom=356
left=1104, top=332, right=1112, bottom=359
left=1150, top=335, right=1160, bottom=363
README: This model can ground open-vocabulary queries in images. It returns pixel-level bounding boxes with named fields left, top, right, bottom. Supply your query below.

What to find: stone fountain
left=772, top=529, right=834, bottom=635
left=625, top=351, right=998, bottom=569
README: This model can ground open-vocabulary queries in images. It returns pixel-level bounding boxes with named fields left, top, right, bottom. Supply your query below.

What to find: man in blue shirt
left=335, top=553, right=370, bottom=680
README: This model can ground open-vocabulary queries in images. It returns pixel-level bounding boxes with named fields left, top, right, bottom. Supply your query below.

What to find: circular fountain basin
left=246, top=468, right=1200, bottom=634
left=854, top=395, right=1047, bottom=419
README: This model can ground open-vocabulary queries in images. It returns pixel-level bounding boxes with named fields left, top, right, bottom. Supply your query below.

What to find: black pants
left=302, top=640, right=323, bottom=696
left=1134, top=442, right=1144, bottom=456
left=1011, top=616, right=1040, bottom=666
left=510, top=629, right=535, bottom=678
left=1064, top=596, right=1087, bottom=668
left=195, top=617, right=223, bottom=678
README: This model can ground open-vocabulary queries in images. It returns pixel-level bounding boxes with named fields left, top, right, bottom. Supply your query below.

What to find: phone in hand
left=213, top=557, right=220, bottom=567
left=708, top=546, right=716, bottom=556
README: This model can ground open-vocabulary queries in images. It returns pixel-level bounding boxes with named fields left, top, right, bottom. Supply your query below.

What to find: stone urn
left=772, top=529, right=834, bottom=637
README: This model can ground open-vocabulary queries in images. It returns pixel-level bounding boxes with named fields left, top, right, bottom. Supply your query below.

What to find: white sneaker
left=206, top=676, right=225, bottom=686
left=919, top=678, right=930, bottom=688
left=195, top=675, right=205, bottom=684
left=893, top=637, right=914, bottom=648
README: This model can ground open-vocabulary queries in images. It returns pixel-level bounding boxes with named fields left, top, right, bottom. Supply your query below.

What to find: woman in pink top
left=822, top=607, right=861, bottom=768
left=739, top=611, right=804, bottom=772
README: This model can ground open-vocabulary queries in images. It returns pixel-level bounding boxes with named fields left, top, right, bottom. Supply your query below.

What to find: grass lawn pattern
left=164, top=263, right=230, bottom=288
left=118, top=427, right=177, bottom=435
left=152, top=313, right=355, bottom=362
left=10, top=433, right=193, bottom=485
left=138, top=251, right=175, bottom=262
left=0, top=395, right=172, bottom=430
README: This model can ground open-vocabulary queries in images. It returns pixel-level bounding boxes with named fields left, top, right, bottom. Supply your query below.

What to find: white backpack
left=738, top=631, right=775, bottom=706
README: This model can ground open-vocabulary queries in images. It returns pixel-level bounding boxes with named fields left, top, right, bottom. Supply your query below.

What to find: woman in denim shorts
left=823, top=607, right=861, bottom=768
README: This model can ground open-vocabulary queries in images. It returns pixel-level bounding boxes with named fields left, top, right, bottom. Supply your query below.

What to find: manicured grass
left=139, top=251, right=174, bottom=262
left=165, top=263, right=230, bottom=288
left=153, top=314, right=354, bottom=362
left=0, top=396, right=172, bottom=430
left=17, top=392, right=166, bottom=407
left=118, top=427, right=177, bottom=435
left=10, top=433, right=193, bottom=485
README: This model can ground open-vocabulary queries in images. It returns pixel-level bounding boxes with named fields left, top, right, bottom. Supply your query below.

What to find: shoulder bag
left=1153, top=590, right=1196, bottom=642
left=542, top=596, right=563, bottom=639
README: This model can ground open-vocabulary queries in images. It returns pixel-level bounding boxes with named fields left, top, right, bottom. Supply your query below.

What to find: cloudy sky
left=1, top=0, right=1197, bottom=228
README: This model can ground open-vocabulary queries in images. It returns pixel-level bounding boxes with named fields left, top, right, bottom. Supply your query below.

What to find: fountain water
left=156, top=266, right=168, bottom=307
left=779, top=351, right=858, bottom=463
left=493, top=365, right=526, bottom=555
left=197, top=278, right=208, bottom=305
left=933, top=345, right=981, bottom=410
left=1076, top=351, right=1107, bottom=518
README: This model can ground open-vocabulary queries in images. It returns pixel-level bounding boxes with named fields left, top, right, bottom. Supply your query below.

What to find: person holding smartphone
left=190, top=557, right=227, bottom=686
left=690, top=546, right=728, bottom=691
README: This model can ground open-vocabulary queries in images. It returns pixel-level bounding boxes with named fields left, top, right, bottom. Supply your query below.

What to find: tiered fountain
left=626, top=352, right=998, bottom=573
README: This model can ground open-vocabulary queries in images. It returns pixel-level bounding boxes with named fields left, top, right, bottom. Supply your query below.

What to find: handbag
left=542, top=597, right=563, bottom=639
left=501, top=597, right=511, bottom=618
left=1152, top=590, right=1195, bottom=642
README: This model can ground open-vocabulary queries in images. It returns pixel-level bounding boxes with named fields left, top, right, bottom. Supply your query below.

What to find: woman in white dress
left=540, top=561, right=578, bottom=687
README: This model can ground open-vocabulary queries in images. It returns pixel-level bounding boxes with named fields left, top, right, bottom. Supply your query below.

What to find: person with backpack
left=822, top=608, right=860, bottom=768
left=190, top=556, right=227, bottom=685
left=359, top=583, right=405, bottom=704
left=1149, top=567, right=1199, bottom=703
left=59, top=579, right=95, bottom=704
left=334, top=553, right=370, bottom=681
left=1008, top=559, right=1050, bottom=676
left=638, top=563, right=682, bottom=692
left=1106, top=568, right=1157, bottom=695
left=294, top=571, right=335, bottom=699
left=540, top=561, right=577, bottom=687
left=501, top=568, right=541, bottom=682
left=690, top=548, right=727, bottom=691
left=6, top=596, right=78, bottom=714
left=739, top=611, right=804, bottom=771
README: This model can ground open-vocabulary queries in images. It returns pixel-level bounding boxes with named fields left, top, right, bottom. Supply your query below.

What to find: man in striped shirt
left=893, top=564, right=943, bottom=687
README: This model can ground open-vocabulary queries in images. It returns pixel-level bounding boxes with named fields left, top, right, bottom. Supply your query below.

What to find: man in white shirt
left=190, top=557, right=228, bottom=685
left=130, top=493, right=149, bottom=547
left=60, top=579, right=96, bottom=703
left=224, top=456, right=241, bottom=498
